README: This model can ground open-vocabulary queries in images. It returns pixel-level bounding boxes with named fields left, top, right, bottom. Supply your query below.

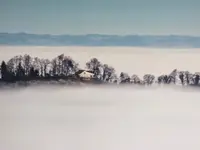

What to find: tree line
left=0, top=54, right=117, bottom=83
left=0, top=54, right=200, bottom=86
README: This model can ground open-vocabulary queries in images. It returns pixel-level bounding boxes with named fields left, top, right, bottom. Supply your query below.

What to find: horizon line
left=1, top=32, right=200, bottom=37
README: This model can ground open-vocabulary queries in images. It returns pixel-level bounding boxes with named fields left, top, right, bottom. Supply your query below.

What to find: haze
left=1, top=46, right=200, bottom=150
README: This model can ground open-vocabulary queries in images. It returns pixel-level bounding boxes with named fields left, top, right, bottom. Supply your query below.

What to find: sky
left=0, top=0, right=200, bottom=35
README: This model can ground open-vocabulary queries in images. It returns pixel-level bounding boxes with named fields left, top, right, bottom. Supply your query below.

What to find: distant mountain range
left=0, top=32, right=200, bottom=47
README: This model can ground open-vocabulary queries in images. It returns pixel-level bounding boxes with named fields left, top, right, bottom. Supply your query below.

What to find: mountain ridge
left=1, top=32, right=200, bottom=47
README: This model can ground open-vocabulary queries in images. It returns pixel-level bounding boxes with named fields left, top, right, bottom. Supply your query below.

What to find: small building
left=75, top=70, right=94, bottom=81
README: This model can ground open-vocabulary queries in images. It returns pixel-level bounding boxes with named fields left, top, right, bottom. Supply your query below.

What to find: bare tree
left=86, top=58, right=102, bottom=78
left=23, top=54, right=32, bottom=76
left=62, top=56, right=79, bottom=76
left=6, top=58, right=15, bottom=74
left=51, top=58, right=58, bottom=76
left=32, top=57, right=41, bottom=76
left=43, top=59, right=51, bottom=76
left=58, top=54, right=64, bottom=75
left=7, top=55, right=23, bottom=75
left=37, top=58, right=51, bottom=77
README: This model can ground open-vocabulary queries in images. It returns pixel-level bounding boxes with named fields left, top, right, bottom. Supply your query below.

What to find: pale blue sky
left=0, top=0, right=200, bottom=35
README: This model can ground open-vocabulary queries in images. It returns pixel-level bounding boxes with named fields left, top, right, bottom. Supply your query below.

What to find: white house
left=75, top=70, right=94, bottom=80
left=79, top=71, right=94, bottom=78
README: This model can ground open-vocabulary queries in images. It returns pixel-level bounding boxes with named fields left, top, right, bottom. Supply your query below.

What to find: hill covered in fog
left=1, top=33, right=200, bottom=47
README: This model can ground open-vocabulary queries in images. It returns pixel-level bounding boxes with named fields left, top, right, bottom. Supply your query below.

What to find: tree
left=58, top=54, right=64, bottom=75
left=16, top=62, right=25, bottom=80
left=23, top=54, right=32, bottom=76
left=37, top=58, right=50, bottom=77
left=179, top=72, right=184, bottom=85
left=62, top=56, right=79, bottom=76
left=102, top=64, right=116, bottom=82
left=6, top=58, right=15, bottom=75
left=86, top=58, right=102, bottom=79
left=51, top=58, right=58, bottom=76
left=6, top=55, right=23, bottom=76
left=143, top=74, right=155, bottom=85
left=29, top=67, right=39, bottom=78
left=50, top=54, right=79, bottom=77
left=32, top=57, right=42, bottom=76
left=130, top=74, right=142, bottom=84
left=120, top=72, right=130, bottom=83
left=0, top=61, right=8, bottom=80
left=43, top=59, right=51, bottom=77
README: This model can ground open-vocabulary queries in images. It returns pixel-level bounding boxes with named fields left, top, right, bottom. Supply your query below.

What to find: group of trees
left=0, top=54, right=79, bottom=82
left=0, top=54, right=118, bottom=83
left=0, top=54, right=200, bottom=86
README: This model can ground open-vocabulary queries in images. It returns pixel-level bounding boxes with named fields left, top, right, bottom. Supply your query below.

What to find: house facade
left=75, top=70, right=95, bottom=81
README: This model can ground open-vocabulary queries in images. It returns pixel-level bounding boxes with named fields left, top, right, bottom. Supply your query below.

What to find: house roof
left=75, top=69, right=94, bottom=75
left=79, top=71, right=94, bottom=77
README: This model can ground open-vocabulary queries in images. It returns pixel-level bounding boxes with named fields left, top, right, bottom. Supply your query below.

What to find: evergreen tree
left=0, top=61, right=8, bottom=81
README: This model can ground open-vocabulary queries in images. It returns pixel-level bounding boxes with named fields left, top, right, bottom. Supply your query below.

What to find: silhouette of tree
left=86, top=58, right=102, bottom=79
left=42, top=59, right=51, bottom=77
left=102, top=64, right=116, bottom=82
left=32, top=57, right=42, bottom=76
left=130, top=74, right=142, bottom=84
left=62, top=56, right=79, bottom=76
left=194, top=73, right=200, bottom=85
left=29, top=67, right=39, bottom=78
left=179, top=72, right=184, bottom=85
left=23, top=54, right=32, bottom=76
left=6, top=58, right=16, bottom=75
left=143, top=74, right=155, bottom=85
left=16, top=62, right=25, bottom=80
left=0, top=61, right=8, bottom=81
left=57, top=54, right=64, bottom=75
left=50, top=54, right=79, bottom=77
left=120, top=72, right=130, bottom=83
left=51, top=57, right=58, bottom=76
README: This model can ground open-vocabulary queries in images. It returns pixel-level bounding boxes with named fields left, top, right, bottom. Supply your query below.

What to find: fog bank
left=1, top=86, right=200, bottom=150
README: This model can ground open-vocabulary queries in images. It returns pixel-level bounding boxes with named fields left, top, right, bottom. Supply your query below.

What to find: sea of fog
left=1, top=86, right=200, bottom=150
left=1, top=46, right=200, bottom=150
